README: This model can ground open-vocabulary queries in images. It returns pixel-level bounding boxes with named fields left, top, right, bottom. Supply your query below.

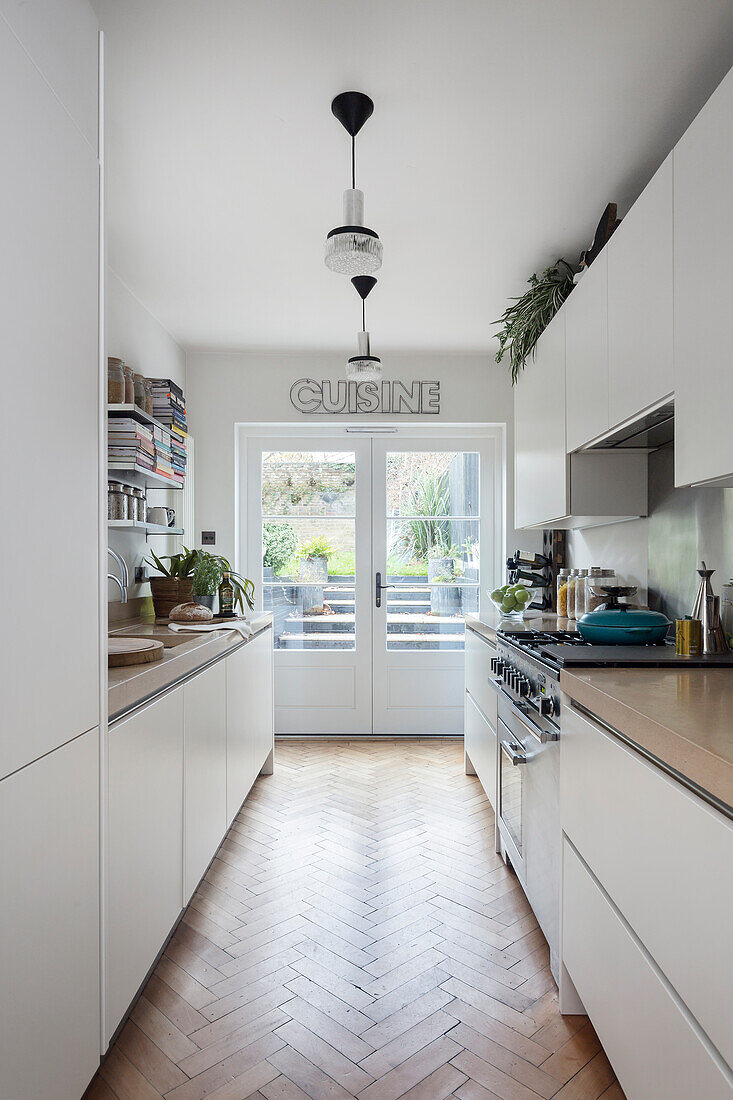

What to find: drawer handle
left=501, top=739, right=526, bottom=766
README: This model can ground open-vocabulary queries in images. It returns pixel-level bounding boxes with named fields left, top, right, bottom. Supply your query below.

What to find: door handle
left=375, top=572, right=396, bottom=608
left=500, top=739, right=526, bottom=766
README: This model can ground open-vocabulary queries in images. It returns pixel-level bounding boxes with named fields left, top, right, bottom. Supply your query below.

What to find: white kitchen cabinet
left=563, top=842, right=732, bottom=1100
left=0, top=12, right=100, bottom=780
left=514, top=310, right=568, bottom=529
left=608, top=155, right=674, bottom=426
left=106, top=687, right=184, bottom=1043
left=464, top=692, right=497, bottom=814
left=464, top=628, right=497, bottom=731
left=674, top=67, right=733, bottom=487
left=184, top=660, right=227, bottom=902
left=564, top=251, right=609, bottom=450
left=0, top=730, right=99, bottom=1100
left=561, top=703, right=733, bottom=1070
left=226, top=629, right=274, bottom=825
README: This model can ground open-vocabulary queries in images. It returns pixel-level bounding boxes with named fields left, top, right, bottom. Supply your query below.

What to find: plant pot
left=263, top=566, right=275, bottom=584
left=298, top=555, right=328, bottom=613
left=149, top=577, right=194, bottom=620
left=193, top=593, right=215, bottom=610
left=428, top=558, right=460, bottom=615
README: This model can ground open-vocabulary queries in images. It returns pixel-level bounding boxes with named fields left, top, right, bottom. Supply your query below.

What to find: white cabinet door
left=0, top=731, right=99, bottom=1100
left=464, top=629, right=497, bottom=731
left=674, top=67, right=733, bottom=487
left=464, top=691, right=497, bottom=813
left=226, top=631, right=274, bottom=824
left=0, top=14, right=99, bottom=780
left=608, top=155, right=674, bottom=426
left=565, top=251, right=609, bottom=451
left=106, top=688, right=184, bottom=1043
left=184, top=660, right=227, bottom=902
left=514, top=310, right=568, bottom=529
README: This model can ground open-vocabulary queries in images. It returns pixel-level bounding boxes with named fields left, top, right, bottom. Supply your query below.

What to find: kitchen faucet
left=108, top=546, right=129, bottom=604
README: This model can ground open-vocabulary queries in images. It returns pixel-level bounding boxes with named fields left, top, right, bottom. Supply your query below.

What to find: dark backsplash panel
left=647, top=443, right=733, bottom=620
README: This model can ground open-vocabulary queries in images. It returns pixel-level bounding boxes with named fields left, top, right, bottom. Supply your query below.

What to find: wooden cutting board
left=108, top=637, right=165, bottom=667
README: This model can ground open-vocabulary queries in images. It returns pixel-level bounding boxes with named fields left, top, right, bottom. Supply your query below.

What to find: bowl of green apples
left=489, top=582, right=532, bottom=620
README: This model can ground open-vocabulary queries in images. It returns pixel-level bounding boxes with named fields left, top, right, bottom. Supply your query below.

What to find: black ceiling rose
left=352, top=275, right=377, bottom=300
left=331, top=91, right=374, bottom=137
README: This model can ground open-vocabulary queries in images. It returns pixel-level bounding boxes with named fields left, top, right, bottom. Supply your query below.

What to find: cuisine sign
left=289, top=378, right=440, bottom=415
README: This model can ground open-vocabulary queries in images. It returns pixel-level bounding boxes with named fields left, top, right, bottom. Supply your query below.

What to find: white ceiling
left=95, top=0, right=733, bottom=354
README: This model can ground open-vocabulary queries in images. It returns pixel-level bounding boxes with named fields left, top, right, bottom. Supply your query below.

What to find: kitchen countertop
left=561, top=666, right=733, bottom=813
left=465, top=610, right=578, bottom=644
left=108, top=614, right=272, bottom=722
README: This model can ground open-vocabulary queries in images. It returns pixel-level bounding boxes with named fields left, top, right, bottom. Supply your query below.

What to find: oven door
left=498, top=714, right=527, bottom=881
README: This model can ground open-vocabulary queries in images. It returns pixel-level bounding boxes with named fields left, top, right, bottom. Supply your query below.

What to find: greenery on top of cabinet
left=495, top=259, right=575, bottom=383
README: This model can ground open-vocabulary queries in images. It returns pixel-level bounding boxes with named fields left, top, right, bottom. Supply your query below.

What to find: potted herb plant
left=144, top=547, right=199, bottom=620
left=297, top=535, right=333, bottom=613
left=192, top=551, right=224, bottom=610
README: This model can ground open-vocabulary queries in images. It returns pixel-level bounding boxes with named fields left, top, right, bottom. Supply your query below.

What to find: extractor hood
left=586, top=400, right=674, bottom=450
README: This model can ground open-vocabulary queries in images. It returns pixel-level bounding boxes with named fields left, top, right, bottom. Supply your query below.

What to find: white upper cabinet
left=0, top=13, right=99, bottom=779
left=564, top=250, right=609, bottom=451
left=674, top=67, right=733, bottom=487
left=607, top=155, right=674, bottom=426
left=514, top=310, right=568, bottom=529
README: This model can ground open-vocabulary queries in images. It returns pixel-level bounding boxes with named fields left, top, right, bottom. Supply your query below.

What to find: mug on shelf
left=147, top=506, right=176, bottom=527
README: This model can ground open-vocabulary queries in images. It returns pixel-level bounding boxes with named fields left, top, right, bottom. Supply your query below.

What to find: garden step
left=278, top=633, right=356, bottom=649
left=387, top=633, right=465, bottom=650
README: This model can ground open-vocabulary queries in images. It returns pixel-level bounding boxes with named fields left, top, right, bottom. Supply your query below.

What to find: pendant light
left=346, top=275, right=382, bottom=381
left=325, top=91, right=383, bottom=275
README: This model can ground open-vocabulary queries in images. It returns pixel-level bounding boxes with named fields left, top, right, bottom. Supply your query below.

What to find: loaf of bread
left=169, top=601, right=214, bottom=623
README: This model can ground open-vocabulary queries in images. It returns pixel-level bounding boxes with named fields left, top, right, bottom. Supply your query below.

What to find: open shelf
left=108, top=403, right=180, bottom=437
left=107, top=462, right=184, bottom=490
left=108, top=519, right=184, bottom=535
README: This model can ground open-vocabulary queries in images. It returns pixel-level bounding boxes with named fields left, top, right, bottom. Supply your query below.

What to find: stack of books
left=149, top=378, right=187, bottom=484
left=108, top=418, right=155, bottom=472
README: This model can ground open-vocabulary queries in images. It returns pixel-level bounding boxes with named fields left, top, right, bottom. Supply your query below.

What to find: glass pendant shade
left=346, top=329, right=382, bottom=381
left=325, top=189, right=383, bottom=275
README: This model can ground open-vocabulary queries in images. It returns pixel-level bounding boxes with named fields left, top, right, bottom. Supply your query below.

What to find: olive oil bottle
left=218, top=571, right=235, bottom=617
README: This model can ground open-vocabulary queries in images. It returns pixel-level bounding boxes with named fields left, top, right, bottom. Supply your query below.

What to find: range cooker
left=492, top=628, right=733, bottom=982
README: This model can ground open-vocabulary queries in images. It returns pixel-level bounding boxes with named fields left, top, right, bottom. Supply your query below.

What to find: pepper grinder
left=691, top=562, right=729, bottom=654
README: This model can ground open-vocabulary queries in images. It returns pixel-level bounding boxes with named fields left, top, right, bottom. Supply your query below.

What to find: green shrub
left=299, top=535, right=334, bottom=560
left=263, top=522, right=298, bottom=572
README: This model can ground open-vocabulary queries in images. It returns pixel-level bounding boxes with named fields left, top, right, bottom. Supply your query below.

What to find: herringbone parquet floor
left=86, top=739, right=624, bottom=1100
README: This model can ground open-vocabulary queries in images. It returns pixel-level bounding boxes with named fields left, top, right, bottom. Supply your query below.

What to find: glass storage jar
left=132, top=488, right=146, bottom=522
left=556, top=568, right=571, bottom=618
left=143, top=378, right=154, bottom=416
left=108, top=481, right=127, bottom=520
left=107, top=358, right=125, bottom=404
left=123, top=364, right=135, bottom=404
left=586, top=568, right=615, bottom=613
left=133, top=372, right=146, bottom=410
left=569, top=569, right=589, bottom=620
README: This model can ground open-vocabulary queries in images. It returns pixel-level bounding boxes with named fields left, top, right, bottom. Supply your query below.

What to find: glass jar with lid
left=108, top=481, right=127, bottom=520
left=571, top=569, right=589, bottom=620
left=107, top=358, right=125, bottom=404
left=133, top=372, right=146, bottom=410
left=132, top=487, right=147, bottom=522
left=585, top=568, right=615, bottom=613
left=123, top=364, right=135, bottom=404
left=143, top=378, right=154, bottom=416
left=556, top=568, right=571, bottom=618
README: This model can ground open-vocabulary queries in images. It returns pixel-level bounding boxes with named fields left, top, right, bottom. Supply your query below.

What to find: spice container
left=132, top=488, right=147, bottom=522
left=108, top=481, right=127, bottom=520
left=123, top=364, right=135, bottom=404
left=107, top=358, right=125, bottom=404
left=556, top=568, right=571, bottom=617
left=567, top=569, right=589, bottom=620
left=133, top=373, right=146, bottom=410
left=143, top=378, right=154, bottom=416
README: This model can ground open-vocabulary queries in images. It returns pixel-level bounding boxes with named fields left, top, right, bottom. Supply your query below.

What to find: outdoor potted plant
left=297, top=535, right=333, bottom=613
left=428, top=543, right=462, bottom=615
left=144, top=547, right=199, bottom=620
left=192, top=551, right=224, bottom=610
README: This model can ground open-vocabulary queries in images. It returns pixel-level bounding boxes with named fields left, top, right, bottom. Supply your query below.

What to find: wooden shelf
left=107, top=463, right=184, bottom=491
left=108, top=520, right=184, bottom=535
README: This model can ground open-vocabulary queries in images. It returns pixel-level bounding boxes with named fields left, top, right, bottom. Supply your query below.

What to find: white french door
left=243, top=426, right=500, bottom=736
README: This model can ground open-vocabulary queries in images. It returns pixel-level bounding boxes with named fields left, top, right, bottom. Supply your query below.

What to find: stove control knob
left=502, top=666, right=512, bottom=684
left=517, top=678, right=530, bottom=697
left=490, top=657, right=498, bottom=674
left=540, top=696, right=557, bottom=718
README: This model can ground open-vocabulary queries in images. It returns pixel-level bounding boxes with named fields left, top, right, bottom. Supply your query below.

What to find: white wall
left=567, top=518, right=649, bottom=604
left=186, top=350, right=538, bottom=578
left=106, top=269, right=187, bottom=606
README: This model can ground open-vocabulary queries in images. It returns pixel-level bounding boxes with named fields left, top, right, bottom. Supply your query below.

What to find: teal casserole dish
left=577, top=606, right=672, bottom=645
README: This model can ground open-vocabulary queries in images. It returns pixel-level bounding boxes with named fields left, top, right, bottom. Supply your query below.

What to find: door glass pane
left=262, top=453, right=356, bottom=650
left=385, top=452, right=479, bottom=651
